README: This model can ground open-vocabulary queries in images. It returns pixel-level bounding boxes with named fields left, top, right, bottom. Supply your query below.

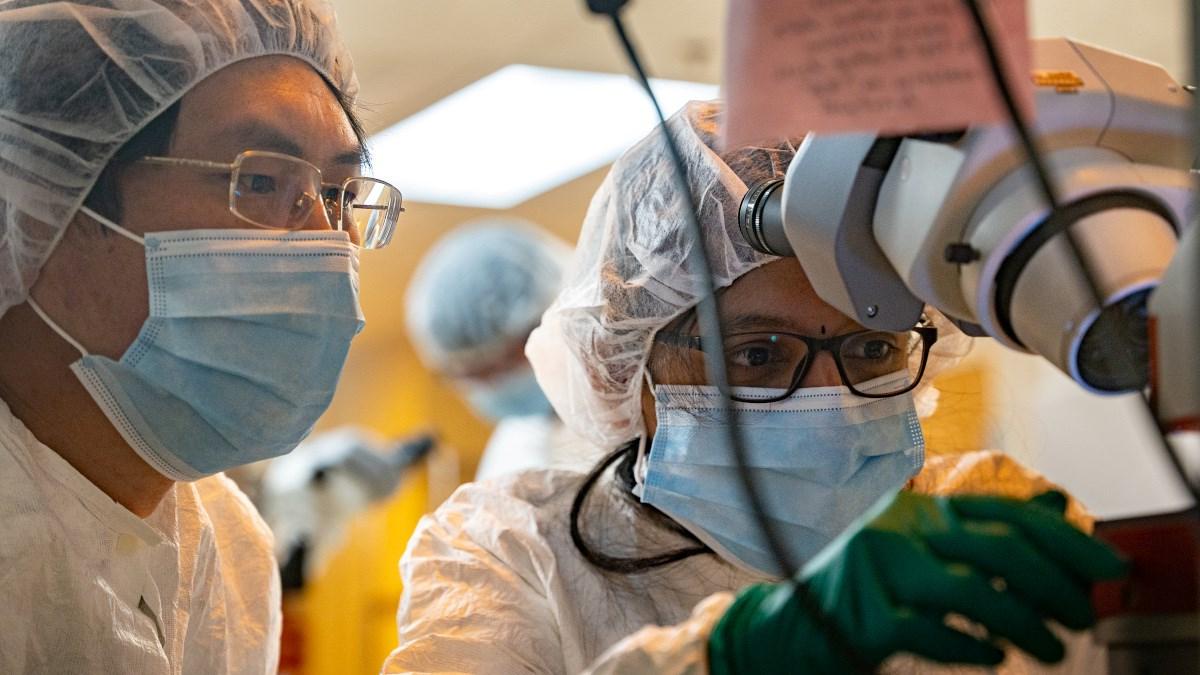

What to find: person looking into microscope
left=383, top=101, right=1124, bottom=674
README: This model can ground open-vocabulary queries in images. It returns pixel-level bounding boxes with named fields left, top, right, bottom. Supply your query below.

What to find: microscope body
left=771, top=37, right=1194, bottom=396
left=731, top=27, right=1200, bottom=674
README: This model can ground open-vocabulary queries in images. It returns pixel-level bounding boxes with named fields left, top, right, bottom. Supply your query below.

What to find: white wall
left=966, top=340, right=1195, bottom=519
left=1029, top=0, right=1190, bottom=79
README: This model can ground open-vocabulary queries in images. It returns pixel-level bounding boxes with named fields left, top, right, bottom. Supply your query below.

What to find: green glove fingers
left=859, top=523, right=1065, bottom=658
left=926, top=519, right=1095, bottom=630
left=710, top=581, right=860, bottom=675
left=890, top=608, right=1004, bottom=666
left=708, top=490, right=1129, bottom=675
left=951, top=494, right=1129, bottom=582
left=1029, top=489, right=1069, bottom=514
left=897, top=552, right=1065, bottom=662
left=861, top=491, right=1124, bottom=655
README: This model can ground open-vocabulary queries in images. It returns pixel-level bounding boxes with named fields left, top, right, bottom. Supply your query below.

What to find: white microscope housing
left=763, top=38, right=1194, bottom=395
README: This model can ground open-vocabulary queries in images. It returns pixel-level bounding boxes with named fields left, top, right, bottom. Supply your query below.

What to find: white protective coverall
left=383, top=451, right=1104, bottom=675
left=0, top=397, right=281, bottom=673
left=475, top=415, right=598, bottom=481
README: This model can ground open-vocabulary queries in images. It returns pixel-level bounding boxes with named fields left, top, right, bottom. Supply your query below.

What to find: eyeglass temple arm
left=324, top=181, right=407, bottom=212
left=915, top=324, right=939, bottom=347
left=654, top=331, right=704, bottom=351
left=140, top=156, right=233, bottom=171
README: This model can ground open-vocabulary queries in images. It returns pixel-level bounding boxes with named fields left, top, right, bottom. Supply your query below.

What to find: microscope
left=737, top=38, right=1199, bottom=672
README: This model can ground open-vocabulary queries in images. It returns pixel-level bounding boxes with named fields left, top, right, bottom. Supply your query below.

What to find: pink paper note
left=723, top=0, right=1032, bottom=146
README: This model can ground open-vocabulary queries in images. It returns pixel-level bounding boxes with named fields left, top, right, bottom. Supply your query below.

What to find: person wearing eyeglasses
left=383, top=101, right=1125, bottom=675
left=0, top=1, right=402, bottom=672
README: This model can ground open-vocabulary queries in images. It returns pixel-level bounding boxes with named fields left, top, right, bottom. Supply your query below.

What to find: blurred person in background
left=0, top=0, right=403, bottom=671
left=406, top=219, right=594, bottom=480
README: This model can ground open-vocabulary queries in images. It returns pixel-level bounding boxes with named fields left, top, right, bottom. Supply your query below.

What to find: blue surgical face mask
left=636, top=371, right=924, bottom=577
left=29, top=207, right=365, bottom=481
left=463, top=365, right=553, bottom=421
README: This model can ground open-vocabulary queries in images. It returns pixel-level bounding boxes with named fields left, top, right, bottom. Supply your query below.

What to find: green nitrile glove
left=708, top=490, right=1128, bottom=674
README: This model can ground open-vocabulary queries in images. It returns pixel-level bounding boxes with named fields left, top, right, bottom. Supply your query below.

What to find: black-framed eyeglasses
left=140, top=150, right=404, bottom=249
left=654, top=323, right=938, bottom=400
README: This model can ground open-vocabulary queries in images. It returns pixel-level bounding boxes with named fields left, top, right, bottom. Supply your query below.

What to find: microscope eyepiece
left=738, top=177, right=791, bottom=257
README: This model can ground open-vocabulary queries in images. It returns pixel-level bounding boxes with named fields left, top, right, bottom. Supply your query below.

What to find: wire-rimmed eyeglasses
left=140, top=150, right=404, bottom=249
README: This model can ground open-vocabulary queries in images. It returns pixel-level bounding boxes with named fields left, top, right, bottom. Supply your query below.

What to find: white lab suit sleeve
left=581, top=592, right=735, bottom=675
left=383, top=485, right=570, bottom=674
left=195, top=474, right=283, bottom=675
left=909, top=450, right=1095, bottom=533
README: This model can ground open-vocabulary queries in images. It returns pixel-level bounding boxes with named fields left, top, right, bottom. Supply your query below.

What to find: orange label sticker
left=1032, top=70, right=1084, bottom=93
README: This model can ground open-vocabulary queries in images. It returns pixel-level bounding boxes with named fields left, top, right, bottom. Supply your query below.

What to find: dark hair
left=334, top=87, right=370, bottom=165
left=570, top=439, right=712, bottom=574
left=83, top=102, right=182, bottom=222
left=82, top=81, right=367, bottom=223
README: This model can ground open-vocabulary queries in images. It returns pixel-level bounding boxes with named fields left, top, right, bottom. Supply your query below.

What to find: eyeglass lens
left=231, top=153, right=323, bottom=230
left=341, top=177, right=402, bottom=249
left=230, top=153, right=403, bottom=249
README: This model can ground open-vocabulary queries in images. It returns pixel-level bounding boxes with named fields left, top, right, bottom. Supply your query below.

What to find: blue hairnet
left=0, top=0, right=357, bottom=318
left=405, top=219, right=571, bottom=371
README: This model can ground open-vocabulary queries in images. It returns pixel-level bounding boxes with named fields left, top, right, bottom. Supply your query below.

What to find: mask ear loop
left=27, top=298, right=89, bottom=358
left=23, top=206, right=146, bottom=359
left=631, top=367, right=657, bottom=499
left=79, top=206, right=146, bottom=245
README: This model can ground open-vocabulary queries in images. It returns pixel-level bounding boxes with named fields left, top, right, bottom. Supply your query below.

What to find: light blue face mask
left=637, top=371, right=925, bottom=577
left=29, top=207, right=365, bottom=481
left=463, top=365, right=554, bottom=421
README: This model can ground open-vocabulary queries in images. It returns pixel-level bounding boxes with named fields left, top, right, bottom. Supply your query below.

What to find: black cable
left=962, top=2, right=1059, bottom=207
left=570, top=443, right=710, bottom=573
left=594, top=8, right=877, bottom=674
left=961, top=0, right=1200, bottom=509
left=602, top=12, right=799, bottom=578
left=1195, top=0, right=1200, bottom=172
